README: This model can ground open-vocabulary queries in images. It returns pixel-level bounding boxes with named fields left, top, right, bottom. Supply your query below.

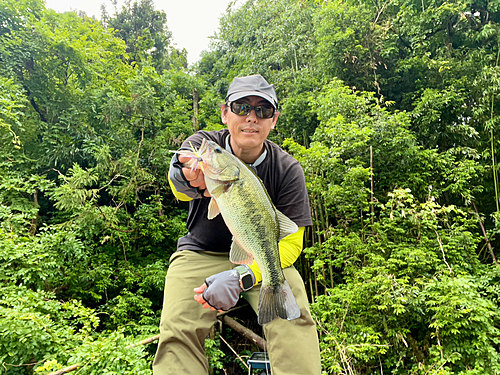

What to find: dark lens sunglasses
left=230, top=102, right=275, bottom=119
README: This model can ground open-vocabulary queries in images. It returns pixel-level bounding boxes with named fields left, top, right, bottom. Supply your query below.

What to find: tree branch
left=218, top=314, right=267, bottom=351
left=472, top=201, right=498, bottom=265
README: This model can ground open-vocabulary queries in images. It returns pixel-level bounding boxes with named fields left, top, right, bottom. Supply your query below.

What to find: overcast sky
left=44, top=0, right=240, bottom=65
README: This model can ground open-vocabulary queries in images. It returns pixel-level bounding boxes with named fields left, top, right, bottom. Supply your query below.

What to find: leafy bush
left=309, top=189, right=499, bottom=373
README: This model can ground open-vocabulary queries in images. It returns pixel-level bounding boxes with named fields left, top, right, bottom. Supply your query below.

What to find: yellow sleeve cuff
left=248, top=227, right=305, bottom=284
left=168, top=175, right=193, bottom=202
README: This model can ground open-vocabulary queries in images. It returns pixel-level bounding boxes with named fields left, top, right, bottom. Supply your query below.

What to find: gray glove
left=203, top=265, right=256, bottom=311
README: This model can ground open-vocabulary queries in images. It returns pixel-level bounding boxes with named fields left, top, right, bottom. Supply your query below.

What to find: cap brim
left=226, top=91, right=277, bottom=108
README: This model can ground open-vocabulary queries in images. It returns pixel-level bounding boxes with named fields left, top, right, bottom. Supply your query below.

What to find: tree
left=103, top=0, right=186, bottom=71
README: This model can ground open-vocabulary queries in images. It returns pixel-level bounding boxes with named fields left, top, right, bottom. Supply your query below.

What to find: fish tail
left=257, top=281, right=301, bottom=325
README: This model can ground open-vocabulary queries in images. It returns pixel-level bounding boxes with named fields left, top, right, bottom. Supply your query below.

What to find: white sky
left=44, top=0, right=240, bottom=65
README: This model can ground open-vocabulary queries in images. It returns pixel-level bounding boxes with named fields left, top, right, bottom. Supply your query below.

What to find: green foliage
left=309, top=189, right=497, bottom=374
left=33, top=330, right=152, bottom=375
left=0, top=285, right=99, bottom=375
left=0, top=2, right=191, bottom=372
left=315, top=0, right=376, bottom=91
left=205, top=337, right=225, bottom=371
left=0, top=77, right=26, bottom=149
left=63, top=331, right=152, bottom=375
left=103, top=0, right=186, bottom=72
left=283, top=75, right=496, bottom=372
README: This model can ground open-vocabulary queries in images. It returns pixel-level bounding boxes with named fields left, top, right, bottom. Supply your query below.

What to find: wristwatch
left=235, top=265, right=254, bottom=291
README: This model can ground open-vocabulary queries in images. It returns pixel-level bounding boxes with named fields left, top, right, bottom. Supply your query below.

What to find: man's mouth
left=242, top=129, right=258, bottom=133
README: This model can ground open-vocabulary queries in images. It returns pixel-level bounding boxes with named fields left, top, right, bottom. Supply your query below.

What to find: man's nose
left=246, top=108, right=258, bottom=122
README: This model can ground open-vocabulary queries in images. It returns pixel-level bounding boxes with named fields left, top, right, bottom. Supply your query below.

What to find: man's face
left=221, top=95, right=279, bottom=158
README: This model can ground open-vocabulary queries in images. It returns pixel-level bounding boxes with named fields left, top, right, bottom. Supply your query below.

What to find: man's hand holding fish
left=177, top=153, right=210, bottom=197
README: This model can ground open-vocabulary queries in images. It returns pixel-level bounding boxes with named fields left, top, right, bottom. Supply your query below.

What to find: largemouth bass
left=179, top=138, right=301, bottom=325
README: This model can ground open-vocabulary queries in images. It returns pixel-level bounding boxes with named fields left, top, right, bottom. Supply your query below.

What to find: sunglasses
left=230, top=102, right=275, bottom=119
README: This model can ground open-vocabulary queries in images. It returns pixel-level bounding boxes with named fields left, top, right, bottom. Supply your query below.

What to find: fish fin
left=207, top=198, right=221, bottom=220
left=209, top=184, right=225, bottom=199
left=257, top=280, right=301, bottom=325
left=276, top=210, right=299, bottom=241
left=229, top=239, right=254, bottom=264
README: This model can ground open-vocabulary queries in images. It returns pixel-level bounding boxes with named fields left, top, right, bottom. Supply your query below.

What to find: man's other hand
left=193, top=268, right=253, bottom=312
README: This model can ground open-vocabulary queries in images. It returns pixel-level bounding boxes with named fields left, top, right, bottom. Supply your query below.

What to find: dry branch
left=218, top=314, right=267, bottom=351
left=125, top=334, right=160, bottom=349
left=46, top=364, right=79, bottom=375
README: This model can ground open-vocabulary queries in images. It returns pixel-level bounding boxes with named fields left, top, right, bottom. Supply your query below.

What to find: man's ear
left=271, top=111, right=279, bottom=129
left=221, top=104, right=228, bottom=124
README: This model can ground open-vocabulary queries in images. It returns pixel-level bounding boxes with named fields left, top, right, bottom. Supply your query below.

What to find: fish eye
left=214, top=147, right=222, bottom=154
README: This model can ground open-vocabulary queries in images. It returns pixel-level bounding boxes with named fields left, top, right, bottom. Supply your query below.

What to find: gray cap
left=225, top=75, right=278, bottom=108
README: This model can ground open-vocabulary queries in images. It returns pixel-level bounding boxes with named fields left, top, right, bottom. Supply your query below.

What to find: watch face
left=241, top=274, right=254, bottom=290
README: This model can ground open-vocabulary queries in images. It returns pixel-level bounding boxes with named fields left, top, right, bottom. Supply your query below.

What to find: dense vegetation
left=1, top=0, right=500, bottom=373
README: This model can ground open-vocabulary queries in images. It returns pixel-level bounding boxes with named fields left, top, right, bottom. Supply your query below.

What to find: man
left=153, top=74, right=321, bottom=375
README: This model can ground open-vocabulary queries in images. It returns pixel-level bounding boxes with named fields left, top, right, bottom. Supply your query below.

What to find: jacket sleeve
left=247, top=227, right=305, bottom=284
left=168, top=152, right=204, bottom=201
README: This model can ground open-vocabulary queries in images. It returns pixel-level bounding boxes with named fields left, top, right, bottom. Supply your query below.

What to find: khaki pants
left=153, top=250, right=321, bottom=375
